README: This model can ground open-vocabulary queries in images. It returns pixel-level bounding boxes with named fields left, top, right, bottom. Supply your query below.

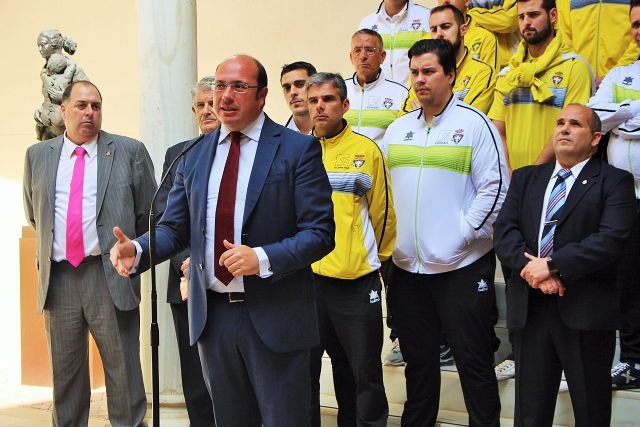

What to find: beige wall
left=0, top=0, right=434, bottom=385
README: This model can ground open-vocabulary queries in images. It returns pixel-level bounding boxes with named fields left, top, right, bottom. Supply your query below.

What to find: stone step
left=319, top=356, right=640, bottom=426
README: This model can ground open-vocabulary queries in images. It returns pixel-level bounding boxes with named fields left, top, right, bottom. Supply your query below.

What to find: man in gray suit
left=23, top=80, right=156, bottom=427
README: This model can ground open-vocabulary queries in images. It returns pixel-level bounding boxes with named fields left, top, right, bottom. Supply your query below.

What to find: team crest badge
left=623, top=76, right=634, bottom=85
left=452, top=129, right=464, bottom=144
left=371, top=24, right=379, bottom=31
left=404, top=131, right=414, bottom=141
left=411, top=19, right=421, bottom=30
left=352, top=155, right=365, bottom=168
left=552, top=73, right=563, bottom=85
left=472, top=41, right=481, bottom=52
left=477, top=279, right=489, bottom=292
left=369, top=290, right=381, bottom=303
left=383, top=98, right=393, bottom=109
left=462, top=76, right=471, bottom=87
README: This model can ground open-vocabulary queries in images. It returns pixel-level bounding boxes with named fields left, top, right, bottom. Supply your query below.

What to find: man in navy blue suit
left=110, top=55, right=335, bottom=427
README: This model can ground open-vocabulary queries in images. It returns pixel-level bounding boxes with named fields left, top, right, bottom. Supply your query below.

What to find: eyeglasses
left=351, top=47, right=379, bottom=56
left=213, top=81, right=260, bottom=93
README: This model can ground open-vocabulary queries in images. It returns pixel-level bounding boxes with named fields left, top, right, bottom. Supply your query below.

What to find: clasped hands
left=520, top=252, right=566, bottom=297
left=109, top=226, right=259, bottom=278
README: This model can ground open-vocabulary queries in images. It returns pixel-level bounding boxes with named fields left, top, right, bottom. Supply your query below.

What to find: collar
left=314, top=120, right=352, bottom=145
left=350, top=69, right=386, bottom=90
left=552, top=157, right=590, bottom=179
left=465, top=14, right=474, bottom=29
left=457, top=47, right=470, bottom=69
left=378, top=0, right=410, bottom=21
left=417, top=93, right=457, bottom=126
left=62, top=132, right=98, bottom=159
left=218, top=111, right=265, bottom=144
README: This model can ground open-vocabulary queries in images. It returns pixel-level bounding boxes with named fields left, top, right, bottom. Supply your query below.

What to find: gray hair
left=305, top=72, right=348, bottom=101
left=191, top=76, right=215, bottom=100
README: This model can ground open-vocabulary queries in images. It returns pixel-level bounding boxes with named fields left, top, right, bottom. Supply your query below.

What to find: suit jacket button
left=199, top=263, right=204, bottom=270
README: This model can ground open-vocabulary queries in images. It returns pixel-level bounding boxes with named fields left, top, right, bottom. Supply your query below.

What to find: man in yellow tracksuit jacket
left=557, top=0, right=640, bottom=86
left=306, top=71, right=396, bottom=427
left=404, top=4, right=496, bottom=114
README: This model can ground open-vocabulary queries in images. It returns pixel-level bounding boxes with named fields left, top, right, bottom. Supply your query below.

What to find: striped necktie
left=539, top=168, right=572, bottom=257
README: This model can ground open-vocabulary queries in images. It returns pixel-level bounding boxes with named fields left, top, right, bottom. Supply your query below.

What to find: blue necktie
left=539, top=168, right=572, bottom=257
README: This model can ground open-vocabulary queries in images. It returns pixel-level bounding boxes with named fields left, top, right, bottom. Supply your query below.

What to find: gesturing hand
left=109, top=226, right=136, bottom=277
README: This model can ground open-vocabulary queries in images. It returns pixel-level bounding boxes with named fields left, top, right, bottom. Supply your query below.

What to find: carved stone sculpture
left=34, top=29, right=89, bottom=141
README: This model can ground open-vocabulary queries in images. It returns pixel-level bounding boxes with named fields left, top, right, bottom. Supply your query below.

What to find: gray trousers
left=44, top=257, right=146, bottom=427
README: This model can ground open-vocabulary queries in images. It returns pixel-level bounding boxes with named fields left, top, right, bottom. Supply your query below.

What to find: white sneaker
left=383, top=339, right=405, bottom=366
left=495, top=359, right=516, bottom=381
left=558, top=372, right=569, bottom=393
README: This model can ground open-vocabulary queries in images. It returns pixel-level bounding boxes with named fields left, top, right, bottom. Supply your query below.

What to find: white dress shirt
left=133, top=113, right=272, bottom=291
left=52, top=134, right=101, bottom=261
left=205, top=113, right=271, bottom=293
left=537, top=158, right=590, bottom=256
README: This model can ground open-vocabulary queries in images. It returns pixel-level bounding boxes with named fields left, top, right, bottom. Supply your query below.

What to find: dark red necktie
left=214, top=131, right=241, bottom=285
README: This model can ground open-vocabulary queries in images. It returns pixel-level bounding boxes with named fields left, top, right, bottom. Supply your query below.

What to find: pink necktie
left=66, top=146, right=87, bottom=267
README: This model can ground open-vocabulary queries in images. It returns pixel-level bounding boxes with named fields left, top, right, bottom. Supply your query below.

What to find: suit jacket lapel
left=556, top=157, right=600, bottom=226
left=243, top=117, right=280, bottom=228
left=96, top=131, right=114, bottom=218
left=194, top=130, right=219, bottom=213
left=46, top=137, right=65, bottom=215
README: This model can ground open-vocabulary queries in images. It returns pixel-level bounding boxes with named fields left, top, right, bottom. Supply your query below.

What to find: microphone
left=147, top=132, right=207, bottom=427
left=153, top=132, right=208, bottom=214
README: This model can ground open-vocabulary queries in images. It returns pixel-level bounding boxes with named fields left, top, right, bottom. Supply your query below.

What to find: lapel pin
left=582, top=179, right=587, bottom=184
left=106, top=151, right=111, bottom=156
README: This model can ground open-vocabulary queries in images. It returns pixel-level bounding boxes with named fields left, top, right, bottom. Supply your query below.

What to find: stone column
left=136, top=0, right=198, bottom=404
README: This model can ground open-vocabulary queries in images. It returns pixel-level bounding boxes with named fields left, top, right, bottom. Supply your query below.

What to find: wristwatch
left=547, top=257, right=559, bottom=274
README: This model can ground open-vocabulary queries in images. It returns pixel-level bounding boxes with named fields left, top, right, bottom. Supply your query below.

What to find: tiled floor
left=0, top=386, right=386, bottom=427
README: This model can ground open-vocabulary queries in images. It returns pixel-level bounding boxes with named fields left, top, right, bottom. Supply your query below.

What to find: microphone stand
left=146, top=134, right=206, bottom=427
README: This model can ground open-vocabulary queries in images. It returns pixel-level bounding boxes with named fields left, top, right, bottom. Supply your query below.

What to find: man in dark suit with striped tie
left=494, top=103, right=637, bottom=426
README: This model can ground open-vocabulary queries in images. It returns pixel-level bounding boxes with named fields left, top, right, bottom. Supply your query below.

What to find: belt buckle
left=227, top=293, right=245, bottom=303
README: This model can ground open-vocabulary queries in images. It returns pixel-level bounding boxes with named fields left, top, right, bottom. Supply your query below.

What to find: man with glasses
left=346, top=29, right=408, bottom=150
left=110, top=55, right=335, bottom=427
left=281, top=61, right=316, bottom=135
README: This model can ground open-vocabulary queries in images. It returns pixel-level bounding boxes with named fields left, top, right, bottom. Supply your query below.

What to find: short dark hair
left=61, top=80, right=102, bottom=103
left=280, top=61, right=317, bottom=80
left=254, top=58, right=268, bottom=90
left=517, top=0, right=556, bottom=13
left=631, top=0, right=640, bottom=12
left=306, top=72, right=348, bottom=101
left=430, top=4, right=465, bottom=26
left=351, top=28, right=385, bottom=50
left=408, top=39, right=457, bottom=76
left=587, top=107, right=602, bottom=134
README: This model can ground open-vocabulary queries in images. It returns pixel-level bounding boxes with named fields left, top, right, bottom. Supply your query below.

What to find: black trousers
left=619, top=200, right=640, bottom=363
left=389, top=252, right=501, bottom=427
left=512, top=293, right=615, bottom=427
left=310, top=272, right=389, bottom=427
left=170, top=302, right=216, bottom=427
